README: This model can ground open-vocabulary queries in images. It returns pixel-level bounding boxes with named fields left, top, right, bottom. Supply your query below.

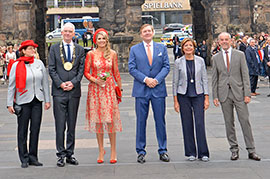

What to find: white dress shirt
left=142, top=40, right=159, bottom=84
left=62, top=40, right=74, bottom=60
left=221, top=47, right=232, bottom=68
left=143, top=40, right=153, bottom=58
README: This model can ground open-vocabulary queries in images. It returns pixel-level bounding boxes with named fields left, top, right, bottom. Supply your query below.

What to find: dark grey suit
left=48, top=42, right=85, bottom=158
left=212, top=48, right=256, bottom=153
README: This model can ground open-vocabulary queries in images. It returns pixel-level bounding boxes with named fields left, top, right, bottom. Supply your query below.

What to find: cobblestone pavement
left=0, top=48, right=270, bottom=179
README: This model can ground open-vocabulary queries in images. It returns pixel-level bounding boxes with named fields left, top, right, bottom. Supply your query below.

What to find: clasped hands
left=145, top=77, right=158, bottom=88
left=61, top=81, right=74, bottom=91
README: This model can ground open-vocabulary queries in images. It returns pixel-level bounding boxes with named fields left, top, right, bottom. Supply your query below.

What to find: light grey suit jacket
left=7, top=59, right=51, bottom=106
left=172, top=55, right=208, bottom=96
left=212, top=49, right=251, bottom=103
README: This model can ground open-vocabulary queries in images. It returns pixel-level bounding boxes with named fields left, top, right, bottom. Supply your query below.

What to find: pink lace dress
left=84, top=49, right=122, bottom=133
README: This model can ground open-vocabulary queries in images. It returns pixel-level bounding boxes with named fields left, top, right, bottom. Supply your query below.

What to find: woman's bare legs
left=96, top=124, right=105, bottom=161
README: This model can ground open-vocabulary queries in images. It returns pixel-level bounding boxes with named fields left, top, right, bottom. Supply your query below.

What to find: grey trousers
left=220, top=89, right=255, bottom=153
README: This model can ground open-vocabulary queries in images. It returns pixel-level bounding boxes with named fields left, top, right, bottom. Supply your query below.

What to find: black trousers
left=177, top=94, right=209, bottom=158
left=17, top=97, right=42, bottom=164
left=250, top=75, right=258, bottom=93
left=53, top=96, right=80, bottom=158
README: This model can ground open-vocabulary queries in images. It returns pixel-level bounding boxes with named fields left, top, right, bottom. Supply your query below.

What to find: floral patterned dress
left=84, top=49, right=122, bottom=133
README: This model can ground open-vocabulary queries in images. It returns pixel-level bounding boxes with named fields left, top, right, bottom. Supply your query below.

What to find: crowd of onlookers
left=0, top=44, right=41, bottom=85
left=0, top=44, right=19, bottom=84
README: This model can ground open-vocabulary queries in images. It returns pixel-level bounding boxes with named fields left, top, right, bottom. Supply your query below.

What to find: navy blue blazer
left=245, top=46, right=259, bottom=75
left=128, top=42, right=170, bottom=98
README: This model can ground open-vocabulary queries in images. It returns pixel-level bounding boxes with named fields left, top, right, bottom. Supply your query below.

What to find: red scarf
left=16, top=56, right=34, bottom=92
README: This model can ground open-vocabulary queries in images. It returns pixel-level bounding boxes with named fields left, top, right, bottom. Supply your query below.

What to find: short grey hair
left=218, top=32, right=231, bottom=40
left=61, top=22, right=75, bottom=32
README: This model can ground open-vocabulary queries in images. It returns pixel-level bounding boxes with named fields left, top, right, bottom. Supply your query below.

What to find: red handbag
left=115, top=86, right=122, bottom=103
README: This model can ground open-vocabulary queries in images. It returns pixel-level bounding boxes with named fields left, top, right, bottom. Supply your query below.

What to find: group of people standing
left=6, top=23, right=261, bottom=169
left=7, top=23, right=122, bottom=168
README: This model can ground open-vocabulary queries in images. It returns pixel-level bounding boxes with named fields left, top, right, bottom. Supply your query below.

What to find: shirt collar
left=143, top=40, right=153, bottom=48
left=221, top=47, right=232, bottom=54
left=62, top=40, right=74, bottom=46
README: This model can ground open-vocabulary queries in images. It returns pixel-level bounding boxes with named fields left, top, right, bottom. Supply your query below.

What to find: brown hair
left=95, top=31, right=111, bottom=60
left=19, top=46, right=28, bottom=57
left=181, top=38, right=197, bottom=55
left=140, top=24, right=154, bottom=34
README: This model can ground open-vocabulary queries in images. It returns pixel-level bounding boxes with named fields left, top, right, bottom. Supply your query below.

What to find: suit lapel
left=60, top=42, right=67, bottom=61
left=152, top=42, right=158, bottom=66
left=218, top=51, right=228, bottom=72
left=230, top=49, right=236, bottom=72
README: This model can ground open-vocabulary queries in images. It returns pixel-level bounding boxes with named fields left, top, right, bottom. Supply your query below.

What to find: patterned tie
left=67, top=44, right=71, bottom=62
left=225, top=50, right=230, bottom=72
left=146, top=44, right=152, bottom=66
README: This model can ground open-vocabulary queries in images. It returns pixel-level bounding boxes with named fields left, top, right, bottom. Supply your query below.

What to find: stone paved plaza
left=0, top=49, right=270, bottom=178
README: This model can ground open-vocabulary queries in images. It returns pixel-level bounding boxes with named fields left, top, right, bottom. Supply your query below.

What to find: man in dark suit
left=200, top=40, right=208, bottom=67
left=173, top=34, right=180, bottom=60
left=49, top=22, right=85, bottom=167
left=212, top=32, right=260, bottom=161
left=128, top=24, right=170, bottom=164
left=239, top=36, right=248, bottom=52
left=245, top=39, right=260, bottom=96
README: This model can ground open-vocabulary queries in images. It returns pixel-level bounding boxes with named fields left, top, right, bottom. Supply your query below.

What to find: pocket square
left=158, top=52, right=162, bottom=56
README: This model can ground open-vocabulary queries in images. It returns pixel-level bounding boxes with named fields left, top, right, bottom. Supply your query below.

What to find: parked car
left=46, top=28, right=81, bottom=40
left=160, top=32, right=191, bottom=48
left=163, top=23, right=185, bottom=33
left=181, top=24, right=193, bottom=35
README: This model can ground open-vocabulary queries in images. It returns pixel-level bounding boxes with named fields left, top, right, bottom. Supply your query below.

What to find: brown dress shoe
left=231, top=151, right=239, bottom=160
left=251, top=93, right=256, bottom=96
left=255, top=93, right=260, bottom=96
left=248, top=153, right=261, bottom=161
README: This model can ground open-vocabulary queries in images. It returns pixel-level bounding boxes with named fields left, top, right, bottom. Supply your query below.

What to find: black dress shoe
left=159, top=153, right=170, bottom=162
left=29, top=161, right=43, bottom=166
left=137, top=154, right=146, bottom=164
left=57, top=157, right=65, bottom=167
left=21, top=163, right=28, bottom=168
left=66, top=156, right=79, bottom=165
left=231, top=151, right=239, bottom=160
left=248, top=153, right=261, bottom=161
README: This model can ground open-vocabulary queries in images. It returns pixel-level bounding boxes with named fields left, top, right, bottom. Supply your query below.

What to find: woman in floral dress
left=84, top=28, right=122, bottom=164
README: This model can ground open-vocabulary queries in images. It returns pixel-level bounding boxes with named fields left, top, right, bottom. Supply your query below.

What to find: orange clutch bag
left=115, top=86, right=122, bottom=103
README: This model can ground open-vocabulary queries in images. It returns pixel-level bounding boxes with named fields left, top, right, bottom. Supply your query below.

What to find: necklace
left=186, top=59, right=194, bottom=83
left=60, top=43, right=76, bottom=71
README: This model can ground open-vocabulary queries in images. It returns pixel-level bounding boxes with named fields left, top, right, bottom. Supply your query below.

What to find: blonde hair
left=95, top=31, right=111, bottom=59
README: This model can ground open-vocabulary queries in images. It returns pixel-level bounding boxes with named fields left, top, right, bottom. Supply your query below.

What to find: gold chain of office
left=60, top=43, right=76, bottom=71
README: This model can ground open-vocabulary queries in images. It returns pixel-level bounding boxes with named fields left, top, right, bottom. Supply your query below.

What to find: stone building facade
left=0, top=0, right=47, bottom=64
left=1, top=0, right=270, bottom=67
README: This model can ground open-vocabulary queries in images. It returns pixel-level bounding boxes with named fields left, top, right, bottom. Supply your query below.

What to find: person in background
left=173, top=38, right=210, bottom=162
left=263, top=36, right=270, bottom=97
left=173, top=34, right=180, bottom=60
left=200, top=40, right=208, bottom=67
left=245, top=39, right=260, bottom=96
left=13, top=44, right=20, bottom=59
left=239, top=36, right=248, bottom=53
left=7, top=40, right=51, bottom=168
